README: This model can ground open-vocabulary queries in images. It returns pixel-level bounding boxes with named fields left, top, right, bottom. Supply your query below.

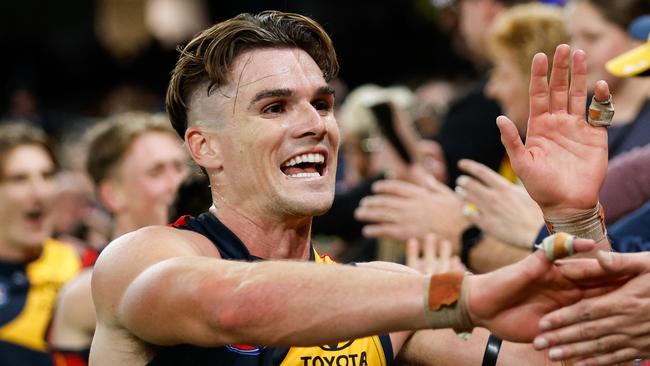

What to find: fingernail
left=456, top=175, right=469, bottom=186
left=454, top=186, right=466, bottom=197
left=539, top=319, right=551, bottom=330
left=533, top=337, right=549, bottom=349
left=549, top=348, right=563, bottom=360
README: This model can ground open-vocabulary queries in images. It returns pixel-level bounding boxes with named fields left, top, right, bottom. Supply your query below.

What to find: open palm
left=497, top=45, right=609, bottom=217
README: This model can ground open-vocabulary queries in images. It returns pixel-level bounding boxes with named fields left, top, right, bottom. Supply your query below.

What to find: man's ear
left=185, top=126, right=224, bottom=170
left=98, top=180, right=125, bottom=214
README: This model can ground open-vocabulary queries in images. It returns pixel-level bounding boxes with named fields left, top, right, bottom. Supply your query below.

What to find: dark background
left=0, top=0, right=476, bottom=135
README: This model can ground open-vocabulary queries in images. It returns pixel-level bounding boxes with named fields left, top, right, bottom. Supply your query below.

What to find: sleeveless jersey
left=145, top=212, right=393, bottom=365
left=0, top=238, right=81, bottom=365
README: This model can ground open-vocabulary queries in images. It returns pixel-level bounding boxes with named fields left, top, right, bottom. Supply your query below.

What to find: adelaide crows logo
left=319, top=340, right=354, bottom=351
left=225, top=344, right=265, bottom=355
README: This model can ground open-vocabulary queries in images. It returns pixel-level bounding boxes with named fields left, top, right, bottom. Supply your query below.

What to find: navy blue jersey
left=145, top=212, right=393, bottom=366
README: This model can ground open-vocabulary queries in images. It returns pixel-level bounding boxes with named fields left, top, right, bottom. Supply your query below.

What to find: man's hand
left=456, top=159, right=543, bottom=248
left=465, top=238, right=608, bottom=342
left=496, top=44, right=609, bottom=218
left=354, top=167, right=467, bottom=249
left=405, top=234, right=465, bottom=275
left=532, top=251, right=650, bottom=365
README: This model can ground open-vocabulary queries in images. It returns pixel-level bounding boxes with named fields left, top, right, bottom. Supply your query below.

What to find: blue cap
left=629, top=15, right=650, bottom=41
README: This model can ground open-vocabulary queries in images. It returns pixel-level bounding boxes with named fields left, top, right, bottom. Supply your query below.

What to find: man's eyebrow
left=248, top=86, right=335, bottom=108
left=315, top=85, right=335, bottom=98
left=249, top=88, right=293, bottom=108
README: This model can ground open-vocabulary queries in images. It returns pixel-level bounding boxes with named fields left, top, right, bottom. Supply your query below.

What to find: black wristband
left=481, top=333, right=503, bottom=366
left=460, top=226, right=482, bottom=266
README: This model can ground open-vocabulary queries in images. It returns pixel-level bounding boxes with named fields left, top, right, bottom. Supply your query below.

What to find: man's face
left=566, top=1, right=640, bottom=91
left=486, top=54, right=529, bottom=135
left=0, top=145, right=56, bottom=258
left=111, top=131, right=188, bottom=227
left=197, top=48, right=339, bottom=220
left=459, top=0, right=492, bottom=60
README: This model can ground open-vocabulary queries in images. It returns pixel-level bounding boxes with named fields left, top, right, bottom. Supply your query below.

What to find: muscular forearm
left=468, top=235, right=529, bottom=273
left=121, top=257, right=430, bottom=347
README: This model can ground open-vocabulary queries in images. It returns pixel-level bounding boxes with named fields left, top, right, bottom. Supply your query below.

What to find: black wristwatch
left=460, top=226, right=483, bottom=267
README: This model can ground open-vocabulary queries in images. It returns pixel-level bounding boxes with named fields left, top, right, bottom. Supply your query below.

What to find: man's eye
left=312, top=100, right=332, bottom=112
left=6, top=174, right=28, bottom=183
left=263, top=103, right=285, bottom=114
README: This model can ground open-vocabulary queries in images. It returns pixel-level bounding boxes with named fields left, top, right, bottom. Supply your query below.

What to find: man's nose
left=294, top=102, right=327, bottom=140
left=31, top=174, right=54, bottom=201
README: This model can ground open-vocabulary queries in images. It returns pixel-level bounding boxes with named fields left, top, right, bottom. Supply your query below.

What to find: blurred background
left=0, top=0, right=477, bottom=139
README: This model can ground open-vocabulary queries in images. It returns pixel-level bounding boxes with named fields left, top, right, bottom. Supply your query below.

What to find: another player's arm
left=398, top=328, right=560, bottom=366
left=49, top=269, right=96, bottom=349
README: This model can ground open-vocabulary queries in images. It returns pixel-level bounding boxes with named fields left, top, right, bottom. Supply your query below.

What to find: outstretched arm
left=92, top=226, right=430, bottom=348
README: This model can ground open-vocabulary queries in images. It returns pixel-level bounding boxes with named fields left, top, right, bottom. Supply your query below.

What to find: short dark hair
left=165, top=10, right=339, bottom=139
left=0, top=122, right=58, bottom=179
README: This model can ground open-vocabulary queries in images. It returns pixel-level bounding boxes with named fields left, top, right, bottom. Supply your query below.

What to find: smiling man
left=90, top=11, right=620, bottom=366
left=0, top=123, right=80, bottom=365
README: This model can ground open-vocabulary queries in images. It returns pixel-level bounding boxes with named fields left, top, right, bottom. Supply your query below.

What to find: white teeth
left=288, top=172, right=320, bottom=178
left=282, top=153, right=325, bottom=167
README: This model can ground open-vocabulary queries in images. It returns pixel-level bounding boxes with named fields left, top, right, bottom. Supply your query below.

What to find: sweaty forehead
left=187, top=48, right=327, bottom=124
left=227, top=48, right=326, bottom=96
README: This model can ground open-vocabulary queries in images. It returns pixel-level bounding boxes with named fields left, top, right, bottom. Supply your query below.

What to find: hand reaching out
left=405, top=233, right=466, bottom=275
left=354, top=167, right=468, bottom=250
left=466, top=237, right=615, bottom=342
left=532, top=251, right=650, bottom=365
left=456, top=159, right=543, bottom=248
left=496, top=45, right=609, bottom=218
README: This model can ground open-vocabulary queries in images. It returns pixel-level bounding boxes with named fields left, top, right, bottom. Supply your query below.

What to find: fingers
left=361, top=223, right=406, bottom=241
left=409, top=166, right=452, bottom=194
left=437, top=237, right=452, bottom=274
left=536, top=295, right=617, bottom=334
left=572, top=347, right=640, bottom=366
left=529, top=52, right=550, bottom=120
left=557, top=251, right=650, bottom=283
left=549, top=44, right=571, bottom=113
left=406, top=234, right=457, bottom=275
left=593, top=80, right=610, bottom=104
left=456, top=175, right=491, bottom=205
left=556, top=257, right=608, bottom=282
left=423, top=234, right=437, bottom=274
left=597, top=251, right=650, bottom=275
left=537, top=313, right=625, bottom=349
left=355, top=196, right=403, bottom=221
left=406, top=237, right=420, bottom=271
left=496, top=116, right=527, bottom=171
left=544, top=334, right=631, bottom=362
left=568, top=49, right=588, bottom=117
left=458, top=159, right=508, bottom=189
left=571, top=238, right=597, bottom=253
left=371, top=179, right=424, bottom=198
